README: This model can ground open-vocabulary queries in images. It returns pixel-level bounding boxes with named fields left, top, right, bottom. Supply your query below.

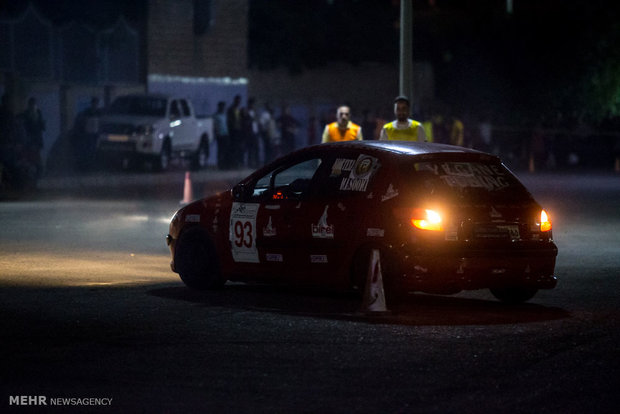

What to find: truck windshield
left=108, top=96, right=167, bottom=117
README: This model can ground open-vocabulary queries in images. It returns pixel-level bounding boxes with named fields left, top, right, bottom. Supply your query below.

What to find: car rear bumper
left=394, top=242, right=558, bottom=293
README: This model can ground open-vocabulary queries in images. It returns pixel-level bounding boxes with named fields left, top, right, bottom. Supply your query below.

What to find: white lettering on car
left=338, top=154, right=380, bottom=192
left=381, top=183, right=399, bottom=202
left=310, top=255, right=328, bottom=263
left=340, top=177, right=369, bottom=192
left=331, top=158, right=356, bottom=176
left=263, top=216, right=277, bottom=237
left=266, top=253, right=283, bottom=262
left=366, top=228, right=385, bottom=237
left=311, top=205, right=334, bottom=239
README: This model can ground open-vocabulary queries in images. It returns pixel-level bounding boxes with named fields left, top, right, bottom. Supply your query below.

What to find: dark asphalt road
left=1, top=169, right=619, bottom=413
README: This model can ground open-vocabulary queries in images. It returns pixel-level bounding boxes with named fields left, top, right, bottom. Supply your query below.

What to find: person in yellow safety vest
left=379, top=96, right=426, bottom=142
left=422, top=119, right=434, bottom=143
left=321, top=105, right=363, bottom=142
left=449, top=117, right=464, bottom=146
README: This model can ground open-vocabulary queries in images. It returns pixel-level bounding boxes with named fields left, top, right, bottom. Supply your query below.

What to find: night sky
left=2, top=0, right=618, bottom=123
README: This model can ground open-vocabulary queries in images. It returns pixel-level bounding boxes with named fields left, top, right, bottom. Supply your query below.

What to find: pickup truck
left=96, top=94, right=212, bottom=171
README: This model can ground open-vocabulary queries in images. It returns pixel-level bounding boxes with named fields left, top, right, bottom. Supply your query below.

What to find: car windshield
left=108, top=96, right=167, bottom=117
left=407, top=160, right=532, bottom=203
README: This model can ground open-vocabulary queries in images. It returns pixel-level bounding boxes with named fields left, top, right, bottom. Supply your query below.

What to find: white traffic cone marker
left=180, top=171, right=194, bottom=204
left=360, top=249, right=390, bottom=314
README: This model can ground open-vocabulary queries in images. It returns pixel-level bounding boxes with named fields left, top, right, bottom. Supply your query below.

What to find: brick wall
left=248, top=61, right=434, bottom=118
left=147, top=0, right=249, bottom=78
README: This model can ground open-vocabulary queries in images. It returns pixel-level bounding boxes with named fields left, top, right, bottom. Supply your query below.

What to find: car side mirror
left=232, top=183, right=251, bottom=201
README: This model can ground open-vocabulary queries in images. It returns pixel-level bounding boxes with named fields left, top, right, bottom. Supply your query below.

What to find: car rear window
left=408, top=160, right=532, bottom=202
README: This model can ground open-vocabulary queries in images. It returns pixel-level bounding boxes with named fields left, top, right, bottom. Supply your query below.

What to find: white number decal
left=230, top=203, right=259, bottom=263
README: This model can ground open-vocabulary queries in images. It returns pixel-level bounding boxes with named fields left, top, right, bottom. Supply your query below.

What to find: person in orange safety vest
left=321, top=105, right=363, bottom=143
left=379, top=96, right=426, bottom=142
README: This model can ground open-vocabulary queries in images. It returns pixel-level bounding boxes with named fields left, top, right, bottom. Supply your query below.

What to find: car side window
left=180, top=100, right=191, bottom=117
left=251, top=158, right=322, bottom=201
left=170, top=100, right=181, bottom=119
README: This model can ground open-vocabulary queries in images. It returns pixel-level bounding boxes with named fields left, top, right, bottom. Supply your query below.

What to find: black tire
left=490, top=286, right=538, bottom=304
left=191, top=138, right=209, bottom=171
left=155, top=140, right=171, bottom=172
left=175, top=228, right=225, bottom=290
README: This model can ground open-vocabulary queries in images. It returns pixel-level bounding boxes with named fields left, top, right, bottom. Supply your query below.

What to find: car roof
left=242, top=141, right=501, bottom=186
left=316, top=140, right=484, bottom=156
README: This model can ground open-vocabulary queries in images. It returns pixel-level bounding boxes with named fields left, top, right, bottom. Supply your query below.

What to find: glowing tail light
left=411, top=208, right=444, bottom=232
left=540, top=209, right=552, bottom=232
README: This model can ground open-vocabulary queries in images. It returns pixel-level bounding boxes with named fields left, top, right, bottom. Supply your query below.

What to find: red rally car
left=166, top=141, right=558, bottom=304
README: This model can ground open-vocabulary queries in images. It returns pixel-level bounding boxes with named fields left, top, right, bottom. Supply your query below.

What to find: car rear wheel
left=490, top=286, right=538, bottom=304
left=175, top=228, right=225, bottom=290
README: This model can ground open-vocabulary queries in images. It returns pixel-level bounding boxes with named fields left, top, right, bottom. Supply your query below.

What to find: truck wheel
left=175, top=228, right=226, bottom=290
left=155, top=140, right=171, bottom=172
left=191, top=138, right=209, bottom=171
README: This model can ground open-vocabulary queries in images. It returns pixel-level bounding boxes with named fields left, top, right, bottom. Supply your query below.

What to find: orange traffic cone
left=359, top=249, right=390, bottom=314
left=180, top=171, right=194, bottom=204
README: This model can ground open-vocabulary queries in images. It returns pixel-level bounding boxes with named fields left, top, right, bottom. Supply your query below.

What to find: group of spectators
left=211, top=94, right=480, bottom=170
left=319, top=96, right=473, bottom=147
left=213, top=95, right=300, bottom=170
left=9, top=91, right=618, bottom=185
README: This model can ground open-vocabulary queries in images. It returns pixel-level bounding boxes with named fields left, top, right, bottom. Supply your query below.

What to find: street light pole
left=399, top=0, right=413, bottom=101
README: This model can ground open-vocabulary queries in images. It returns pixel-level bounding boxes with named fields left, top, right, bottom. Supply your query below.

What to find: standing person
left=321, top=105, right=363, bottom=143
left=213, top=101, right=229, bottom=169
left=379, top=96, right=426, bottom=142
left=448, top=113, right=465, bottom=147
left=242, top=97, right=260, bottom=168
left=20, top=97, right=46, bottom=177
left=259, top=103, right=278, bottom=163
left=277, top=105, right=300, bottom=155
left=226, top=95, right=243, bottom=168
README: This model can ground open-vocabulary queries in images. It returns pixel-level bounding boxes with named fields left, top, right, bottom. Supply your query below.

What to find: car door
left=228, top=156, right=325, bottom=281
left=177, top=99, right=196, bottom=150
left=169, top=99, right=191, bottom=149
left=300, top=150, right=384, bottom=287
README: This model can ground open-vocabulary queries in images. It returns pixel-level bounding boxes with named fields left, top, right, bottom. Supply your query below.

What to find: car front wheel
left=490, top=286, right=538, bottom=304
left=175, top=228, right=225, bottom=290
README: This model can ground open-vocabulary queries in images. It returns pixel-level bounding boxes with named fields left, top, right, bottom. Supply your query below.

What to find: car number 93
left=229, top=202, right=260, bottom=263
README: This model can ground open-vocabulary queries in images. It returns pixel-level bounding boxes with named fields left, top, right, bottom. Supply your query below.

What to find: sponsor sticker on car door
left=230, top=202, right=260, bottom=263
